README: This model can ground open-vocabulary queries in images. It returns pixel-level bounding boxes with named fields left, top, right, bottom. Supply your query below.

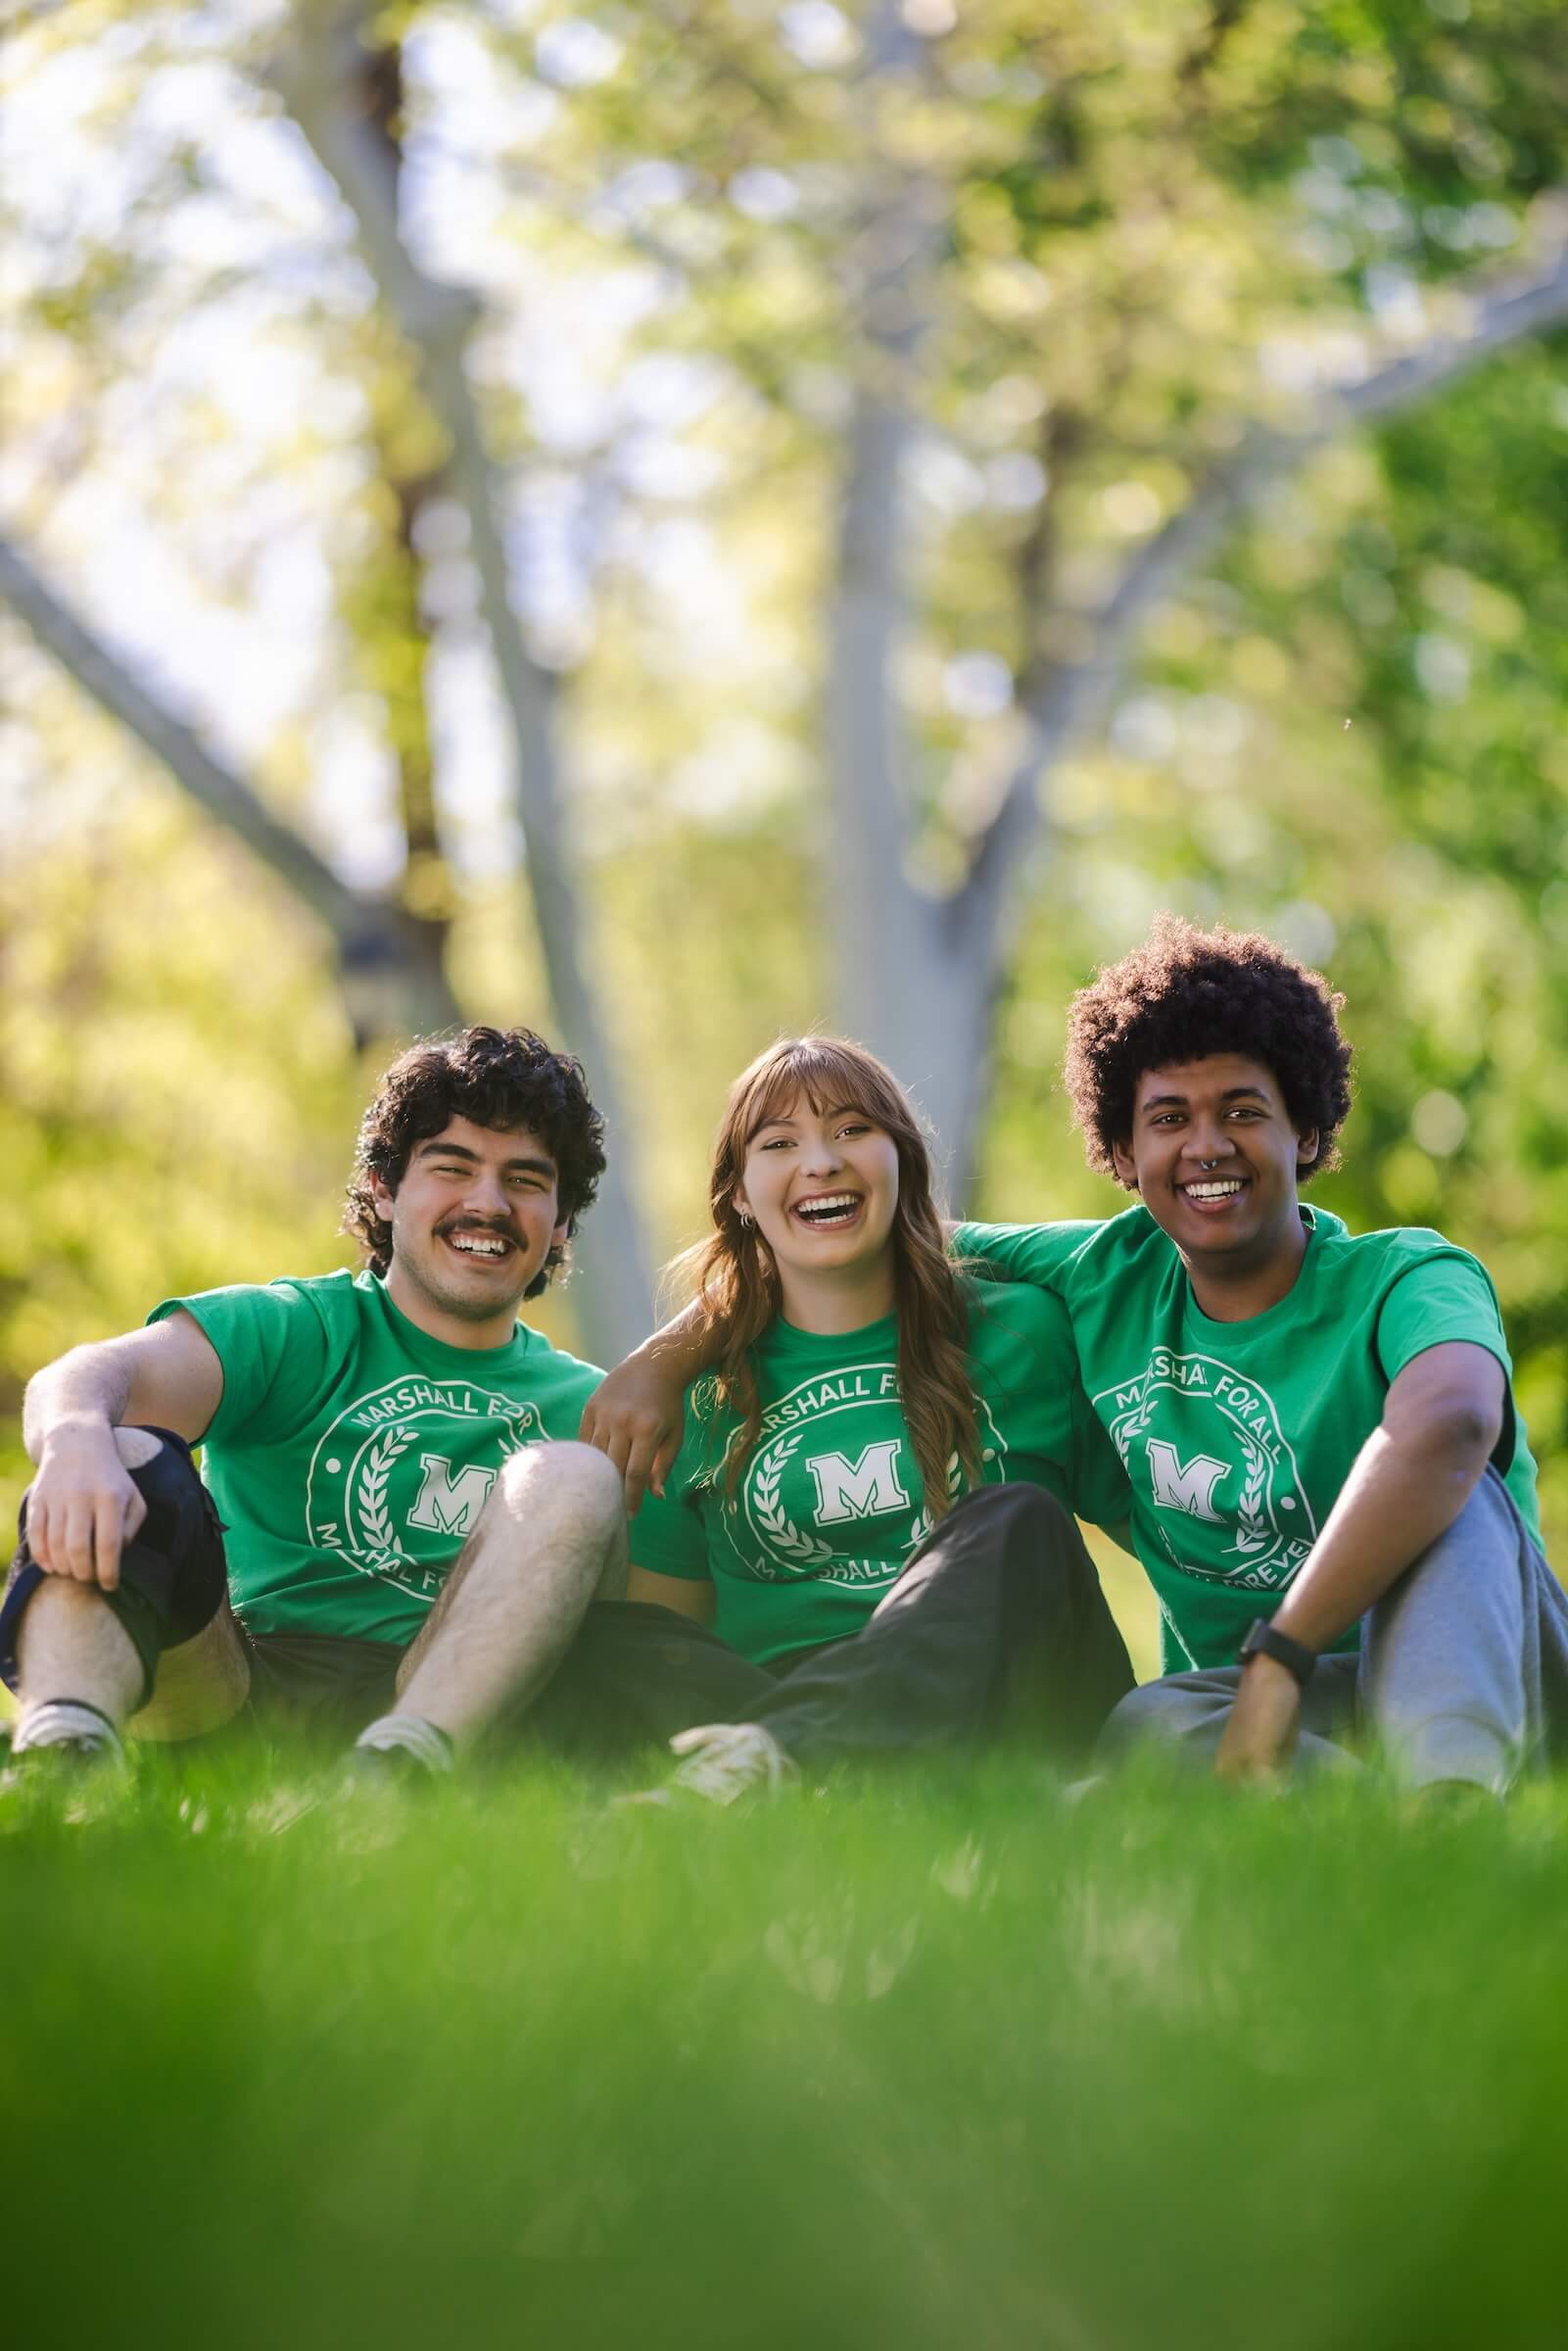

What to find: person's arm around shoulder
left=20, top=1312, right=224, bottom=1593
left=1215, top=1340, right=1504, bottom=1782
left=947, top=1219, right=1100, bottom=1290
left=579, top=1301, right=721, bottom=1514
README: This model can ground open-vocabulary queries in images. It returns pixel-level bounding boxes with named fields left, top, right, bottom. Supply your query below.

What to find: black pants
left=536, top=1483, right=1135, bottom=1769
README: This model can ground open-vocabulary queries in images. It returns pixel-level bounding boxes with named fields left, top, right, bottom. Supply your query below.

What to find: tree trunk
left=832, top=176, right=1568, bottom=1201
left=277, top=2, right=655, bottom=1365
left=0, top=530, right=460, bottom=1045
left=824, top=5, right=990, bottom=1184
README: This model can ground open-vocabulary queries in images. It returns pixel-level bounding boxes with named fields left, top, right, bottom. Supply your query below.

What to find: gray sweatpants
left=1098, top=1468, right=1568, bottom=1793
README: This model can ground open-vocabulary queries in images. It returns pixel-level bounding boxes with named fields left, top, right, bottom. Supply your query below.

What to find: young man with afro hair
left=5, top=1026, right=632, bottom=1782
left=952, top=915, right=1568, bottom=1793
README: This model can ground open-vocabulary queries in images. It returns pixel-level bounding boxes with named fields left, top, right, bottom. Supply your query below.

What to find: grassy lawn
left=4, top=1735, right=1565, bottom=2351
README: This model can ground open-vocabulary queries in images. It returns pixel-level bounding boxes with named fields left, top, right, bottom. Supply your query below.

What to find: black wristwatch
left=1237, top=1617, right=1317, bottom=1688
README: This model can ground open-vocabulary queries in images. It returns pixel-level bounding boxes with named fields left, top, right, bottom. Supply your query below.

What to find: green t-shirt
left=630, top=1279, right=1131, bottom=1667
left=953, top=1207, right=1542, bottom=1674
left=149, top=1270, right=602, bottom=1646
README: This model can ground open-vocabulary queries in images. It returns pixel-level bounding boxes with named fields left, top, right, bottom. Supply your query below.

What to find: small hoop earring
left=736, top=1208, right=754, bottom=1228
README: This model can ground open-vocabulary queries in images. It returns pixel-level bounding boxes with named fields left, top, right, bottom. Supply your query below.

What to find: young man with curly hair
left=951, top=915, right=1568, bottom=1793
left=4, top=1027, right=627, bottom=1780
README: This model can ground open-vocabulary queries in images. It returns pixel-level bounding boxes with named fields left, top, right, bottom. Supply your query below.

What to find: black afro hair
left=1063, top=914, right=1354, bottom=1187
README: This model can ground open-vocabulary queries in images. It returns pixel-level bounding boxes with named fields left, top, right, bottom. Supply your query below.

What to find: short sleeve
left=951, top=1222, right=1098, bottom=1292
left=975, top=1280, right=1075, bottom=1453
left=628, top=1481, right=713, bottom=1582
left=966, top=1280, right=1129, bottom=1527
left=1069, top=1395, right=1134, bottom=1532
left=1374, top=1254, right=1509, bottom=1386
left=147, top=1281, right=333, bottom=1445
left=626, top=1384, right=721, bottom=1582
left=1002, top=1279, right=1132, bottom=1528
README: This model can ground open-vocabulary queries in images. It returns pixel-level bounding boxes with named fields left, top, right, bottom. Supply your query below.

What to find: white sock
left=354, top=1712, right=455, bottom=1775
left=12, top=1698, right=126, bottom=1762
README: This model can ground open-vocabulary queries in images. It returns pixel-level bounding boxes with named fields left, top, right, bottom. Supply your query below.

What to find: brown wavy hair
left=684, top=1037, right=980, bottom=1516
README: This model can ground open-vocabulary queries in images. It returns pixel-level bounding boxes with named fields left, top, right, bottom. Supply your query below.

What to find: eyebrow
left=1139, top=1084, right=1272, bottom=1113
left=753, top=1101, right=865, bottom=1131
left=413, top=1141, right=557, bottom=1177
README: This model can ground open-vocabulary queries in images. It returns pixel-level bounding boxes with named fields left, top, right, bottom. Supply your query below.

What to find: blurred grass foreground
left=5, top=1745, right=1567, bottom=2351
left=6, top=5, right=1568, bottom=2341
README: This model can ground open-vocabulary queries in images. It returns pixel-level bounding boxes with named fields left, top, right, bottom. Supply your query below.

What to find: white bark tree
left=3, top=1, right=658, bottom=1367
left=0, top=529, right=459, bottom=1045
left=822, top=13, right=1568, bottom=1188
left=275, top=0, right=655, bottom=1361
left=5, top=0, right=1567, bottom=1330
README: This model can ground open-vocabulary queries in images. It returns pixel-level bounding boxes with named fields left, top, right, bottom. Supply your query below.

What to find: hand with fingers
left=578, top=1363, right=686, bottom=1516
left=24, top=1424, right=148, bottom=1593
left=1214, top=1653, right=1302, bottom=1785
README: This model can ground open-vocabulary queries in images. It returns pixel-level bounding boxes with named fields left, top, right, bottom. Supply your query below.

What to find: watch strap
left=1237, top=1617, right=1317, bottom=1688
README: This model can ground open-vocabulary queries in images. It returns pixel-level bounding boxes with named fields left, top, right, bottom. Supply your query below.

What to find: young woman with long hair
left=592, top=1035, right=1138, bottom=1803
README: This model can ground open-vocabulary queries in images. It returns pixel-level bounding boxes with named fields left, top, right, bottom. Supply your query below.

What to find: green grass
left=4, top=1741, right=1566, bottom=2351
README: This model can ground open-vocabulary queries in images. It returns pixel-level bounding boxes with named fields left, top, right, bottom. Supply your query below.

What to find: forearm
left=23, top=1344, right=134, bottom=1463
left=1271, top=1423, right=1493, bottom=1654
left=625, top=1298, right=721, bottom=1384
left=580, top=1300, right=715, bottom=1509
left=21, top=1319, right=222, bottom=1584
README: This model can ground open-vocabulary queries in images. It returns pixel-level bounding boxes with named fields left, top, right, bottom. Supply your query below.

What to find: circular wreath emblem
left=306, top=1378, right=546, bottom=1597
left=727, top=1363, right=1005, bottom=1589
left=1101, top=1349, right=1316, bottom=1588
left=748, top=1432, right=839, bottom=1570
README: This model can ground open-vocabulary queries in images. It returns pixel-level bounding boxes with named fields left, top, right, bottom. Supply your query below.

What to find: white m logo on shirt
left=406, top=1454, right=498, bottom=1538
left=807, top=1440, right=911, bottom=1525
left=1146, top=1439, right=1229, bottom=1523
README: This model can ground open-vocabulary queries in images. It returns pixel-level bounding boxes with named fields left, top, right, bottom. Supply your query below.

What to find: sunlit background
left=5, top=0, right=1567, bottom=1627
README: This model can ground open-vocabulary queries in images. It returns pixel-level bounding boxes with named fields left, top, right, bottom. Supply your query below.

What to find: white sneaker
left=666, top=1721, right=799, bottom=1806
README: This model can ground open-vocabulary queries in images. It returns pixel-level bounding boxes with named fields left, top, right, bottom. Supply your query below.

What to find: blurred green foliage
left=4, top=0, right=1566, bottom=1568
left=983, top=336, right=1568, bottom=1557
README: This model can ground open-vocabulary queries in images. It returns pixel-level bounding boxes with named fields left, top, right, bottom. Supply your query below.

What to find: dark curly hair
left=1063, top=915, right=1354, bottom=1187
left=344, top=1026, right=607, bottom=1292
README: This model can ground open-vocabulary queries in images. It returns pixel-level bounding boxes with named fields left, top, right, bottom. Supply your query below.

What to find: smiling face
left=371, top=1115, right=568, bottom=1348
left=733, top=1091, right=901, bottom=1313
left=1111, top=1053, right=1319, bottom=1295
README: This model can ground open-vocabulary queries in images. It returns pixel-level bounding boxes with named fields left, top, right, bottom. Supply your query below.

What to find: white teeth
left=1183, top=1181, right=1244, bottom=1200
left=794, top=1193, right=860, bottom=1224
left=450, top=1234, right=507, bottom=1255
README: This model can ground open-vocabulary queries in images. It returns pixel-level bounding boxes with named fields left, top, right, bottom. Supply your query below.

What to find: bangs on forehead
left=739, top=1042, right=886, bottom=1144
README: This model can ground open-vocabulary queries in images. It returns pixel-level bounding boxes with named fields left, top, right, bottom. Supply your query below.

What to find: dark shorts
left=1, top=1430, right=228, bottom=1710
left=240, top=1632, right=407, bottom=1736
left=2, top=1433, right=407, bottom=1734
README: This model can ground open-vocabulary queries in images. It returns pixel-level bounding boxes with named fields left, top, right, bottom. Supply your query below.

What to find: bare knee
left=113, top=1427, right=165, bottom=1472
left=494, top=1440, right=623, bottom=1534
